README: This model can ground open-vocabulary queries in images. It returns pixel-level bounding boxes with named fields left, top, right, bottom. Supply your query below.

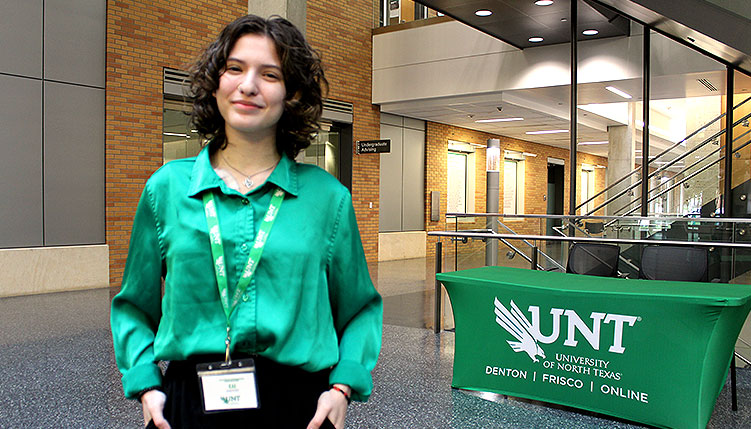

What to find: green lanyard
left=203, top=187, right=285, bottom=362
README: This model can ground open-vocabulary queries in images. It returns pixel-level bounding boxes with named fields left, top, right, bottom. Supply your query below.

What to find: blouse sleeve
left=326, top=190, right=383, bottom=402
left=110, top=183, right=165, bottom=399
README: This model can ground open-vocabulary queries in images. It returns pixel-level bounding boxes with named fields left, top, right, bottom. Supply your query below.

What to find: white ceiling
left=380, top=69, right=751, bottom=162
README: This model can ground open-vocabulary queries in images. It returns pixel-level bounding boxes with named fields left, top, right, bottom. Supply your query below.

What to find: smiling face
left=213, top=33, right=286, bottom=143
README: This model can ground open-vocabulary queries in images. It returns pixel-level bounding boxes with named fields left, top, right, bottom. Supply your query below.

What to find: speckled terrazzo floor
left=1, top=257, right=751, bottom=428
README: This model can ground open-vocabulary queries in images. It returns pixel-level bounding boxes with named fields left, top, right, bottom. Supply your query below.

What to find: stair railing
left=576, top=95, right=751, bottom=215
left=497, top=220, right=565, bottom=271
left=606, top=126, right=751, bottom=221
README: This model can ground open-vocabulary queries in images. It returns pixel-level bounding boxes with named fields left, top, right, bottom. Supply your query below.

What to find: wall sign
left=356, top=139, right=391, bottom=154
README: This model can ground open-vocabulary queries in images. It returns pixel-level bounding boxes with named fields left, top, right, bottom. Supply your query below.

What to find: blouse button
left=241, top=243, right=248, bottom=251
left=241, top=199, right=249, bottom=205
left=242, top=294, right=249, bottom=302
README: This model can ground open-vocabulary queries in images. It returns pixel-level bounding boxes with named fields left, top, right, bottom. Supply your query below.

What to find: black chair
left=638, top=244, right=737, bottom=410
left=566, top=243, right=620, bottom=277
left=639, top=245, right=708, bottom=282
left=584, top=221, right=604, bottom=235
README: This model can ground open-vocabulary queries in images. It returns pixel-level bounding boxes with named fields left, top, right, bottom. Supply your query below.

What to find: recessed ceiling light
left=529, top=37, right=544, bottom=43
left=535, top=0, right=554, bottom=5
left=582, top=29, right=599, bottom=36
left=605, top=86, right=632, bottom=99
left=526, top=129, right=568, bottom=135
left=475, top=9, right=492, bottom=17
left=475, top=117, right=524, bottom=123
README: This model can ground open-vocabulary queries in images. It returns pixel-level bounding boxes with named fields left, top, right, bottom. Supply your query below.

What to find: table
left=436, top=266, right=751, bottom=429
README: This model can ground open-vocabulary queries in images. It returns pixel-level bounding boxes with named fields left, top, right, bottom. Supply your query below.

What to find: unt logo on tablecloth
left=494, top=298, right=547, bottom=362
left=493, top=297, right=640, bottom=362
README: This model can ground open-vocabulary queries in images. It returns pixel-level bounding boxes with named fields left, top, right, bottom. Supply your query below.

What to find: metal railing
left=430, top=227, right=751, bottom=332
left=497, top=221, right=565, bottom=271
left=606, top=126, right=751, bottom=221
left=447, top=212, right=751, bottom=224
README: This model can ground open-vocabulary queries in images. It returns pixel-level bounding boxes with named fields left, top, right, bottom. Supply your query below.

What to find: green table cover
left=437, top=266, right=751, bottom=429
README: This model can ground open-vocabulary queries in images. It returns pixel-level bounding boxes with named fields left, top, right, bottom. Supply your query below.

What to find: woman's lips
left=232, top=100, right=262, bottom=110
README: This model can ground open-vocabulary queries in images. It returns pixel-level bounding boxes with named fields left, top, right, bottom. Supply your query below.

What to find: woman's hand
left=307, top=384, right=350, bottom=429
left=141, top=389, right=171, bottom=429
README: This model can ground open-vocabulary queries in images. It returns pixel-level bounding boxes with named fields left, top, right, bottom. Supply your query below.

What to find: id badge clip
left=197, top=358, right=259, bottom=413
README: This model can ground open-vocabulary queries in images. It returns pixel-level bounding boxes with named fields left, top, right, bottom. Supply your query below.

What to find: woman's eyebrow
left=226, top=57, right=281, bottom=70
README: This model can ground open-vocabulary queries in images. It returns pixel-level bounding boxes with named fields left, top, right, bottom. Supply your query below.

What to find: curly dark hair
left=189, top=15, right=327, bottom=159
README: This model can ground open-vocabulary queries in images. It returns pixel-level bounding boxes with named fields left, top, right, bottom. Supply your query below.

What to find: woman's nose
left=237, top=73, right=258, bottom=96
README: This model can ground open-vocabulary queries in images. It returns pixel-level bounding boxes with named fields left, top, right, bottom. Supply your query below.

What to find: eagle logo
left=493, top=297, right=546, bottom=363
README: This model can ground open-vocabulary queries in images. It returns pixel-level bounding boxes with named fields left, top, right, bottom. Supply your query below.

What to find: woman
left=110, top=15, right=382, bottom=429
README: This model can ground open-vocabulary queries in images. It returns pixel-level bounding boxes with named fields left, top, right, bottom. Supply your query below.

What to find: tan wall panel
left=0, top=245, right=109, bottom=297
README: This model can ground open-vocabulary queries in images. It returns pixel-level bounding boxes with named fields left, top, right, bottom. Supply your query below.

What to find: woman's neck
left=220, top=128, right=281, bottom=172
left=210, top=129, right=281, bottom=193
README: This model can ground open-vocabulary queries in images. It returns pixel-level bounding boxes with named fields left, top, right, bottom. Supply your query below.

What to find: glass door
left=299, top=122, right=341, bottom=180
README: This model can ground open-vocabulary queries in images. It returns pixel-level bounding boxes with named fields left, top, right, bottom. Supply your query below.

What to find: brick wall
left=425, top=122, right=608, bottom=256
left=106, top=0, right=247, bottom=286
left=307, top=0, right=381, bottom=263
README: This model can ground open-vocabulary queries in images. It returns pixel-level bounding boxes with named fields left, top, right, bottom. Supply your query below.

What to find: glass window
left=447, top=151, right=467, bottom=214
left=648, top=32, right=726, bottom=217
left=162, top=100, right=202, bottom=164
left=503, top=158, right=524, bottom=215
left=377, top=0, right=437, bottom=27
left=580, top=165, right=595, bottom=215
left=299, top=122, right=340, bottom=180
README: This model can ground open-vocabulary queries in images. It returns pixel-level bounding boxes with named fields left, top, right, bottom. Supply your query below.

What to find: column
left=606, top=121, right=636, bottom=216
left=248, top=0, right=307, bottom=35
left=486, top=138, right=500, bottom=266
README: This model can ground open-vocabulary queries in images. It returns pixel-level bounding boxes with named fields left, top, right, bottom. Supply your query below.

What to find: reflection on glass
left=163, top=101, right=202, bottom=164
left=300, top=122, right=340, bottom=179
left=732, top=69, right=751, bottom=213
left=376, top=0, right=438, bottom=27
left=645, top=32, right=726, bottom=217
left=576, top=19, right=643, bottom=217
left=447, top=152, right=467, bottom=214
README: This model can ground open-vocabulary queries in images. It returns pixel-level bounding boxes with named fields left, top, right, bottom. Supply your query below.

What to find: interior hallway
left=1, top=257, right=750, bottom=428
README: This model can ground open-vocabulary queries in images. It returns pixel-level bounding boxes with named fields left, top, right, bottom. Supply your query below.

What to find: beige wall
left=0, top=246, right=109, bottom=298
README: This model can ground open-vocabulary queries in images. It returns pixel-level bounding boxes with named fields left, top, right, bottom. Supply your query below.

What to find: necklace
left=220, top=151, right=277, bottom=189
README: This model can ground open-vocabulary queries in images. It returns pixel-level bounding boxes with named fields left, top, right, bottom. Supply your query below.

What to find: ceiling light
left=526, top=129, right=568, bottom=135
left=475, top=117, right=524, bottom=123
left=605, top=86, right=632, bottom=99
left=528, top=37, right=544, bottom=43
left=535, top=0, right=554, bottom=5
left=577, top=141, right=608, bottom=145
left=582, top=29, right=599, bottom=36
left=475, top=9, right=492, bottom=17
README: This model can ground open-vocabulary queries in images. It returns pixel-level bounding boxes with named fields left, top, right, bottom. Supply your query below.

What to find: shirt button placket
left=242, top=200, right=254, bottom=303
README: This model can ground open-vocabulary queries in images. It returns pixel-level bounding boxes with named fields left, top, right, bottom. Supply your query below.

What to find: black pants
left=146, top=354, right=335, bottom=428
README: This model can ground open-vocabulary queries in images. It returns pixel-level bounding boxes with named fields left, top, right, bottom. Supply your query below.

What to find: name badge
left=197, top=358, right=259, bottom=413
